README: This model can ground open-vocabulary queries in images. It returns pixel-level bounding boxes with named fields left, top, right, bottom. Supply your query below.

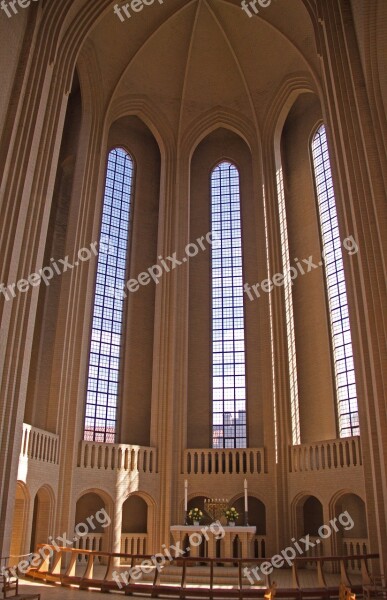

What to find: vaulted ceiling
left=83, top=0, right=320, bottom=135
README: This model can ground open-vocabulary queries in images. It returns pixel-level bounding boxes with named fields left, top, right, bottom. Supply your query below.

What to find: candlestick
left=184, top=480, right=188, bottom=525
left=244, top=479, right=249, bottom=525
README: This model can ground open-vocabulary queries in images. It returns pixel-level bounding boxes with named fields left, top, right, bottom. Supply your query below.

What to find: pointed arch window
left=84, top=148, right=134, bottom=443
left=211, top=161, right=247, bottom=448
left=311, top=125, right=359, bottom=437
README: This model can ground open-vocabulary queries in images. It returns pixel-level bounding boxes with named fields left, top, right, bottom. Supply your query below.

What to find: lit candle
left=244, top=479, right=248, bottom=512
left=184, top=480, right=188, bottom=511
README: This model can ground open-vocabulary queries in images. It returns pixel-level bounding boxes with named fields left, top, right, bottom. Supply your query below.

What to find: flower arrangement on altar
left=188, top=507, right=203, bottom=524
left=224, top=507, right=239, bottom=523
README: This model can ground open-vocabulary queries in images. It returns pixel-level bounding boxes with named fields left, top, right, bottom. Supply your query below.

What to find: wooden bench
left=0, top=569, right=41, bottom=599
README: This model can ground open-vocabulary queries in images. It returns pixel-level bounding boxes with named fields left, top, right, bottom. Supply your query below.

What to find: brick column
left=316, top=0, right=387, bottom=570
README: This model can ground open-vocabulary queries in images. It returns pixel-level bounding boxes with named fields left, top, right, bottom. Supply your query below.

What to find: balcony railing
left=289, top=437, right=362, bottom=473
left=303, top=536, right=325, bottom=568
left=74, top=534, right=148, bottom=564
left=184, top=448, right=267, bottom=475
left=20, top=423, right=59, bottom=464
left=343, top=538, right=369, bottom=573
left=121, top=534, right=148, bottom=555
left=75, top=534, right=104, bottom=564
left=78, top=440, right=157, bottom=473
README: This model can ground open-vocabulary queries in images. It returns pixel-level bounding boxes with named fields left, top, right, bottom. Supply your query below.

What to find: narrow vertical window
left=84, top=148, right=134, bottom=443
left=276, top=167, right=300, bottom=445
left=311, top=125, right=359, bottom=437
left=263, top=184, right=278, bottom=461
left=211, top=162, right=247, bottom=449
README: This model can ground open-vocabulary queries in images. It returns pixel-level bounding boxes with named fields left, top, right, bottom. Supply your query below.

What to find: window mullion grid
left=84, top=149, right=133, bottom=444
left=312, top=126, right=359, bottom=438
left=211, top=162, right=246, bottom=449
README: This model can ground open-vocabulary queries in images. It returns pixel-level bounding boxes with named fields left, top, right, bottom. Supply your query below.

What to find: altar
left=170, top=525, right=257, bottom=558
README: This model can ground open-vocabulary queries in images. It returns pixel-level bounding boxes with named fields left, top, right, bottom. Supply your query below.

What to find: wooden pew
left=0, top=569, right=41, bottom=599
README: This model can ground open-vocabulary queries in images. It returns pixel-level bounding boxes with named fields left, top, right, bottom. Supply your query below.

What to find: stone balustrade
left=74, top=533, right=104, bottom=563
left=20, top=423, right=59, bottom=464
left=74, top=533, right=148, bottom=563
left=289, top=437, right=362, bottom=473
left=120, top=533, right=148, bottom=555
left=78, top=440, right=157, bottom=473
left=343, top=538, right=369, bottom=573
left=184, top=448, right=267, bottom=475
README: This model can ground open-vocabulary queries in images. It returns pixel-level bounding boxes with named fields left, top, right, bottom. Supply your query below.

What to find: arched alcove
left=231, top=496, right=266, bottom=534
left=294, top=494, right=324, bottom=537
left=122, top=495, right=148, bottom=534
left=74, top=491, right=110, bottom=556
left=30, top=485, right=54, bottom=552
left=9, top=482, right=30, bottom=558
left=121, top=494, right=148, bottom=554
left=331, top=492, right=368, bottom=572
left=303, top=496, right=324, bottom=536
left=75, top=492, right=107, bottom=533
left=334, top=493, right=367, bottom=543
left=292, top=493, right=325, bottom=564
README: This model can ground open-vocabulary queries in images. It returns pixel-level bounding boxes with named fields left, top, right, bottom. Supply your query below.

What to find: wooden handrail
left=25, top=546, right=379, bottom=599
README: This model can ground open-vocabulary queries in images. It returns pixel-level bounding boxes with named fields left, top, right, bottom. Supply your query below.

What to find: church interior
left=0, top=0, right=386, bottom=597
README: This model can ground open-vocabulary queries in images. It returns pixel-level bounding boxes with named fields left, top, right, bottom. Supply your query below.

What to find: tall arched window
left=84, top=148, right=134, bottom=443
left=311, top=125, right=359, bottom=437
left=211, top=161, right=247, bottom=449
